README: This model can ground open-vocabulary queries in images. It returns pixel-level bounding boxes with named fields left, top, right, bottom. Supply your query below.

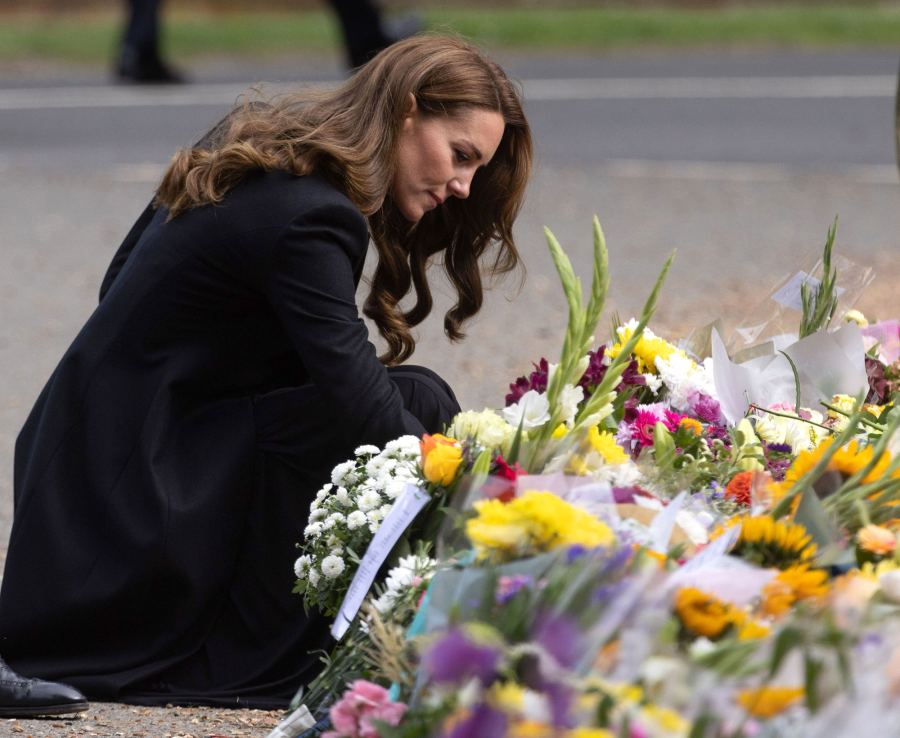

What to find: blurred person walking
left=115, top=0, right=419, bottom=84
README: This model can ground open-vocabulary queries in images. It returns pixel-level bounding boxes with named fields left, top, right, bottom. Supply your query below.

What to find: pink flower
left=323, top=680, right=407, bottom=738
left=632, top=410, right=663, bottom=447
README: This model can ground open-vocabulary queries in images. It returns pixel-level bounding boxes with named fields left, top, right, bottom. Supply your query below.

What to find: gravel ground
left=0, top=704, right=283, bottom=738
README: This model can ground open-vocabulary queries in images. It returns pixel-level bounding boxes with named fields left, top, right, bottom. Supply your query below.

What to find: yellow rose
left=422, top=439, right=463, bottom=486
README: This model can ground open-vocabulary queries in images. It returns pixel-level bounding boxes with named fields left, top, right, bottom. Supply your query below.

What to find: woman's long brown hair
left=156, top=34, right=533, bottom=365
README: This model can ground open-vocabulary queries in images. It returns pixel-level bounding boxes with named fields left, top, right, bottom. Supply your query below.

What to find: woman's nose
left=448, top=177, right=470, bottom=200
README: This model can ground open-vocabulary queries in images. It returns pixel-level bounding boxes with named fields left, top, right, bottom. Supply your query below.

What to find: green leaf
left=653, top=421, right=677, bottom=469
left=778, top=349, right=803, bottom=413
left=768, top=625, right=803, bottom=679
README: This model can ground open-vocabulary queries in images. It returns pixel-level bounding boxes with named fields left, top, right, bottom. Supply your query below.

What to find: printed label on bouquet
left=331, top=483, right=430, bottom=640
left=771, top=271, right=844, bottom=312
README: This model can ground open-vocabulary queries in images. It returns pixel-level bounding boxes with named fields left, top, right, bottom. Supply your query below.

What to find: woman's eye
left=455, top=149, right=470, bottom=164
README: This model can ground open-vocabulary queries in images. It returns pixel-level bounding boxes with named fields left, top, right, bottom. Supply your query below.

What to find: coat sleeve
left=261, top=198, right=426, bottom=446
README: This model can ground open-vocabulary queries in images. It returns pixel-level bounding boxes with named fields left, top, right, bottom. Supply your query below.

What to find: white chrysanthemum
left=293, top=555, right=312, bottom=579
left=367, top=508, right=385, bottom=524
left=307, top=567, right=321, bottom=587
left=384, top=478, right=408, bottom=499
left=355, top=444, right=381, bottom=456
left=371, top=554, right=437, bottom=614
left=326, top=512, right=345, bottom=526
left=326, top=535, right=342, bottom=549
left=347, top=510, right=368, bottom=530
left=379, top=503, right=393, bottom=518
left=357, top=489, right=382, bottom=512
left=321, top=554, right=345, bottom=579
left=308, top=508, right=327, bottom=522
left=655, top=351, right=716, bottom=412
left=503, top=389, right=551, bottom=430
left=365, top=456, right=385, bottom=476
left=448, top=409, right=516, bottom=451
left=330, top=460, right=357, bottom=486
left=559, top=383, right=585, bottom=427
left=754, top=410, right=827, bottom=453
left=368, top=521, right=381, bottom=534
left=303, top=521, right=324, bottom=538
left=334, top=486, right=351, bottom=506
left=384, top=435, right=421, bottom=457
left=643, top=373, right=663, bottom=394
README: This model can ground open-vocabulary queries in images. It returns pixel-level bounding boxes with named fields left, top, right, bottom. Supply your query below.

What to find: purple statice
left=495, top=574, right=534, bottom=605
left=534, top=613, right=582, bottom=669
left=422, top=629, right=500, bottom=685
left=542, top=680, right=574, bottom=729
left=443, top=703, right=507, bottom=738
left=763, top=441, right=793, bottom=481
left=505, top=358, right=550, bottom=406
left=565, top=544, right=588, bottom=563
left=688, top=391, right=723, bottom=424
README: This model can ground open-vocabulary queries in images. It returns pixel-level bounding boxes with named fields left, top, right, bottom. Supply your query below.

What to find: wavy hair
left=156, top=34, right=532, bottom=365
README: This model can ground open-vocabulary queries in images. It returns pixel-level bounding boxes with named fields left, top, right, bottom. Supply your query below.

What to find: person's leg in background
left=116, top=0, right=184, bottom=84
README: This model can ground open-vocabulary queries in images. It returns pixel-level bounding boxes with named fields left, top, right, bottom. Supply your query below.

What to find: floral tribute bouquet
left=275, top=218, right=900, bottom=738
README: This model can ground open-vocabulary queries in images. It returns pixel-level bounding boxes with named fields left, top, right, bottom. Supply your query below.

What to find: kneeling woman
left=0, top=35, right=532, bottom=708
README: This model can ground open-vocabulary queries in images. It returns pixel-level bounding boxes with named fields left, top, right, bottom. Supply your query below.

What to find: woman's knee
left=387, top=365, right=461, bottom=433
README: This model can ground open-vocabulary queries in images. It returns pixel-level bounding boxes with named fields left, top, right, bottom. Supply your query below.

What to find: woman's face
left=391, top=103, right=506, bottom=223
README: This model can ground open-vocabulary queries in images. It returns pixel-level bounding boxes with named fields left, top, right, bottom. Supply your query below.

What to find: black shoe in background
left=116, top=47, right=185, bottom=84
left=0, top=656, right=89, bottom=718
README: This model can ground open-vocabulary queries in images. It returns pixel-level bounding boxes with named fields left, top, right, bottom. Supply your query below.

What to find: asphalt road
left=1, top=48, right=899, bottom=560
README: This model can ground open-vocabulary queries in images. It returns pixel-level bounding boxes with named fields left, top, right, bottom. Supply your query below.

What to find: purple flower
left=688, top=391, right=723, bottom=424
left=506, top=358, right=550, bottom=406
left=534, top=613, right=582, bottom=669
left=422, top=629, right=499, bottom=685
left=443, top=703, right=507, bottom=738
left=542, top=680, right=574, bottom=728
left=496, top=574, right=534, bottom=604
left=767, top=442, right=792, bottom=454
left=565, top=545, right=587, bottom=563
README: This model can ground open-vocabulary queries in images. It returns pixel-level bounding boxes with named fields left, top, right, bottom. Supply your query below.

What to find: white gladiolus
left=321, top=555, right=345, bottom=579
left=503, top=389, right=551, bottom=430
left=559, top=383, right=585, bottom=427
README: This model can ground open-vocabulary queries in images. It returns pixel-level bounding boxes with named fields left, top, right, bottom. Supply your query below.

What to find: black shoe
left=0, top=657, right=89, bottom=718
left=116, top=49, right=185, bottom=85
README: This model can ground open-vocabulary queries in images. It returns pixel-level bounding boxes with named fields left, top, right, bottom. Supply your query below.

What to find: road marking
left=602, top=158, right=899, bottom=184
left=0, top=75, right=894, bottom=110
left=107, top=158, right=899, bottom=185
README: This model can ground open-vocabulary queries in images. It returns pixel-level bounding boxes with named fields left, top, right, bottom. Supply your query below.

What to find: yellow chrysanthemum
left=714, top=515, right=817, bottom=569
left=679, top=417, right=703, bottom=436
left=859, top=559, right=900, bottom=580
left=639, top=704, right=689, bottom=733
left=588, top=426, right=629, bottom=464
left=674, top=587, right=739, bottom=639
left=761, top=565, right=829, bottom=617
left=737, top=619, right=771, bottom=640
left=607, top=325, right=682, bottom=374
left=736, top=686, right=804, bottom=718
left=466, top=490, right=615, bottom=561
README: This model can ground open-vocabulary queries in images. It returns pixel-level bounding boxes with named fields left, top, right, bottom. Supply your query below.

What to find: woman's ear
left=403, top=92, right=418, bottom=119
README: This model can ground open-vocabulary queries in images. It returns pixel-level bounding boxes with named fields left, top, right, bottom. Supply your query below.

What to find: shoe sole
left=0, top=701, right=89, bottom=717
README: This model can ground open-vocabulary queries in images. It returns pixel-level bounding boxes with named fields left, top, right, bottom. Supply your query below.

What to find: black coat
left=0, top=171, right=456, bottom=707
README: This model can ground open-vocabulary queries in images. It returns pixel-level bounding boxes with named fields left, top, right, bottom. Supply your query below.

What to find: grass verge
left=1, top=5, right=900, bottom=63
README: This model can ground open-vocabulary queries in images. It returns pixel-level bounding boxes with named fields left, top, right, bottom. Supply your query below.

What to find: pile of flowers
left=283, top=218, right=900, bottom=738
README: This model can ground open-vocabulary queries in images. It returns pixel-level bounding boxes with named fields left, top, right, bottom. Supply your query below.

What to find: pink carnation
left=323, top=679, right=407, bottom=738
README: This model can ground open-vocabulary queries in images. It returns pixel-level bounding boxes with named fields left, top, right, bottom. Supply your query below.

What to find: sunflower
left=761, top=565, right=830, bottom=617
left=781, top=438, right=897, bottom=488
left=714, top=516, right=817, bottom=569
left=736, top=686, right=804, bottom=718
left=674, top=587, right=740, bottom=639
